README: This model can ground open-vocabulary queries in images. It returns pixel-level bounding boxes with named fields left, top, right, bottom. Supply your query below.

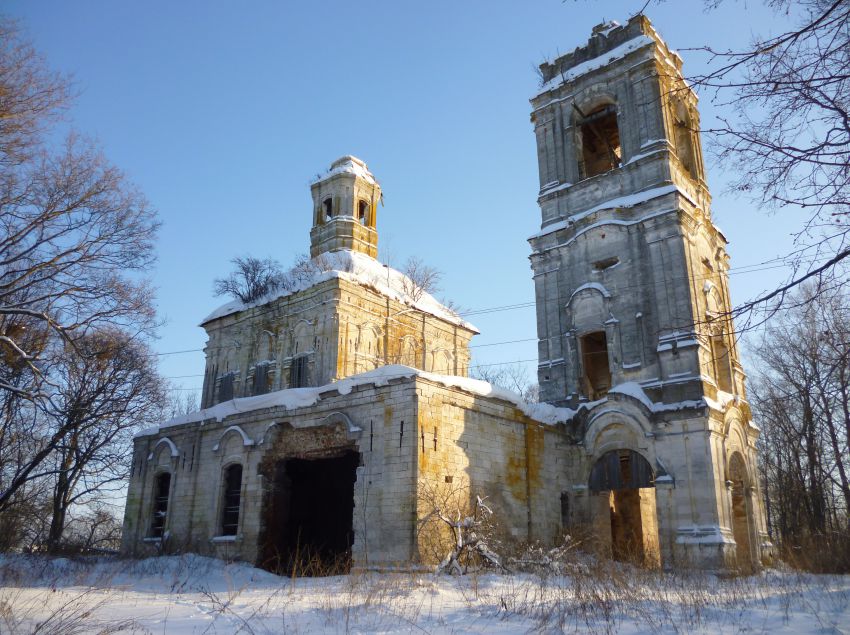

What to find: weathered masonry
left=529, top=15, right=770, bottom=569
left=122, top=16, right=771, bottom=573
left=122, top=156, right=574, bottom=573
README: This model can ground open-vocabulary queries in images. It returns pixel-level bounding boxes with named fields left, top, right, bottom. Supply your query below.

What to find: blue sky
left=6, top=1, right=805, bottom=398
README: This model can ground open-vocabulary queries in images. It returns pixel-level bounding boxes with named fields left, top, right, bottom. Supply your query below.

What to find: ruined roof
left=310, top=155, right=377, bottom=186
left=532, top=14, right=684, bottom=101
left=200, top=248, right=478, bottom=332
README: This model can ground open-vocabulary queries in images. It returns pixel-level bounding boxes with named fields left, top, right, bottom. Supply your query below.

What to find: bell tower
left=529, top=16, right=770, bottom=570
left=310, top=156, right=381, bottom=258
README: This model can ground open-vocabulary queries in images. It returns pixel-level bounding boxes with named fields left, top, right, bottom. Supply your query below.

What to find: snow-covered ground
left=1, top=554, right=848, bottom=634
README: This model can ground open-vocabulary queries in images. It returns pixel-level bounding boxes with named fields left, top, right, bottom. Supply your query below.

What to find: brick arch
left=584, top=403, right=653, bottom=456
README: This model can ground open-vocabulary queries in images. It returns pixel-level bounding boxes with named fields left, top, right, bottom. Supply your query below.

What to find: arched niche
left=431, top=348, right=453, bottom=375
left=291, top=320, right=312, bottom=357
left=398, top=335, right=419, bottom=368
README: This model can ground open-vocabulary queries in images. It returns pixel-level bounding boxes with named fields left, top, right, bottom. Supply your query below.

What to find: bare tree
left=0, top=19, right=163, bottom=551
left=164, top=389, right=199, bottom=420
left=42, top=330, right=165, bottom=552
left=681, top=0, right=850, bottom=319
left=0, top=19, right=69, bottom=166
left=400, top=256, right=442, bottom=302
left=0, top=18, right=159, bottom=404
left=417, top=480, right=509, bottom=574
left=0, top=329, right=165, bottom=548
left=750, top=282, right=850, bottom=571
left=213, top=256, right=284, bottom=304
left=472, top=363, right=539, bottom=403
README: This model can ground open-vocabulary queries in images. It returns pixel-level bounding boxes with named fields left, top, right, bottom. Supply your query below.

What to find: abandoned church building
left=122, top=15, right=771, bottom=572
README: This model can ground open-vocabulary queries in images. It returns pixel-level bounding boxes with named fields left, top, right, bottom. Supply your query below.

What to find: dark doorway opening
left=589, top=449, right=661, bottom=567
left=729, top=452, right=754, bottom=572
left=259, top=450, right=359, bottom=576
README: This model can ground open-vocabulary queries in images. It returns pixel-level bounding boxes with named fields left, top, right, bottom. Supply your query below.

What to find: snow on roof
left=530, top=184, right=687, bottom=240
left=135, top=371, right=738, bottom=440
left=200, top=249, right=478, bottom=332
left=533, top=35, right=654, bottom=99
left=135, top=365, right=576, bottom=438
left=310, top=155, right=377, bottom=186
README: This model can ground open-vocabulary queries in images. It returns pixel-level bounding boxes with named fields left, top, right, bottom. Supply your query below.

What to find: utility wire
left=152, top=253, right=832, bottom=358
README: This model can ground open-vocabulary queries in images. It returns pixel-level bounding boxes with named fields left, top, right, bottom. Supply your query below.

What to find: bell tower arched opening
left=576, top=103, right=621, bottom=179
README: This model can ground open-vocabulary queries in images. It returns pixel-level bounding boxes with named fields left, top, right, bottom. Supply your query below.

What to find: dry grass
left=0, top=553, right=846, bottom=633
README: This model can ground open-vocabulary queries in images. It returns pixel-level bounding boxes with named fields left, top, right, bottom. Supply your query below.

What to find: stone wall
left=200, top=277, right=473, bottom=409
left=122, top=375, right=568, bottom=570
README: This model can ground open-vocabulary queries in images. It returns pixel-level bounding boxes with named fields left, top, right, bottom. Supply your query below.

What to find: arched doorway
left=589, top=449, right=661, bottom=567
left=728, top=452, right=754, bottom=572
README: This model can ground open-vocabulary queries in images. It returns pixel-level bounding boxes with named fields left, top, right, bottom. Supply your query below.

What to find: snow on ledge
left=533, top=35, right=654, bottom=98
left=530, top=184, right=685, bottom=240
left=134, top=374, right=741, bottom=441
left=135, top=366, right=577, bottom=439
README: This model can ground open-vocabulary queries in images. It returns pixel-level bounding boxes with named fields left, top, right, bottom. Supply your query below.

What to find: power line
left=150, top=253, right=832, bottom=358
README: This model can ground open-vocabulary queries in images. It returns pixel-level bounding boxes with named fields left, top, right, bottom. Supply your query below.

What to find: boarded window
left=253, top=362, right=270, bottom=395
left=221, top=464, right=243, bottom=536
left=357, top=199, right=369, bottom=224
left=589, top=450, right=654, bottom=492
left=218, top=372, right=235, bottom=403
left=150, top=472, right=171, bottom=538
left=291, top=355, right=309, bottom=388
left=580, top=331, right=611, bottom=399
left=577, top=104, right=621, bottom=179
left=560, top=492, right=570, bottom=527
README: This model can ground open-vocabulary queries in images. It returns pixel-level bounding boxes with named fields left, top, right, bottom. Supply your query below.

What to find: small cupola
left=309, top=156, right=381, bottom=258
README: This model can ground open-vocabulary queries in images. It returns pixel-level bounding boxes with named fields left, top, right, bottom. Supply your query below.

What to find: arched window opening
left=323, top=198, right=333, bottom=221
left=576, top=103, right=621, bottom=179
left=580, top=331, right=611, bottom=399
left=221, top=464, right=243, bottom=536
left=673, top=99, right=698, bottom=178
left=711, top=334, right=733, bottom=394
left=357, top=199, right=369, bottom=225
left=150, top=472, right=171, bottom=538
